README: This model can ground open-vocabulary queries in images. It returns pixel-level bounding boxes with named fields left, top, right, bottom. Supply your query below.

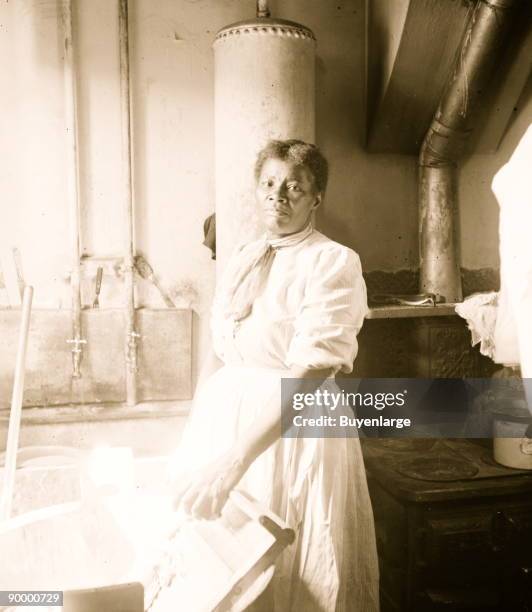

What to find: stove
left=362, top=438, right=532, bottom=502
left=396, top=455, right=480, bottom=481
left=362, top=438, right=532, bottom=611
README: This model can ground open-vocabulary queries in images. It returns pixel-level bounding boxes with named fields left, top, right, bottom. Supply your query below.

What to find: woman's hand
left=173, top=452, right=248, bottom=520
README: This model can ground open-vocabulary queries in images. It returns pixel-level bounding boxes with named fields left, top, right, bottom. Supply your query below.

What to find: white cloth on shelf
left=455, top=292, right=499, bottom=361
left=169, top=228, right=379, bottom=612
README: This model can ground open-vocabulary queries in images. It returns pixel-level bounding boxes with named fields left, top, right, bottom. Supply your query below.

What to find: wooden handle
left=0, top=286, right=33, bottom=522
left=93, top=267, right=103, bottom=308
left=95, top=267, right=103, bottom=294
left=152, top=276, right=175, bottom=308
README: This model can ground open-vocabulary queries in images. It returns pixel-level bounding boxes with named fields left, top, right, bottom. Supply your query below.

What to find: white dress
left=173, top=228, right=380, bottom=611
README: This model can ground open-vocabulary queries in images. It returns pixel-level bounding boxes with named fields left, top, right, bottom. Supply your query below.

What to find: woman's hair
left=254, top=139, right=329, bottom=194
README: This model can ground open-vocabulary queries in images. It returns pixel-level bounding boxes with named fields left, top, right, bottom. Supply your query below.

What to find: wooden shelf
left=367, top=303, right=458, bottom=320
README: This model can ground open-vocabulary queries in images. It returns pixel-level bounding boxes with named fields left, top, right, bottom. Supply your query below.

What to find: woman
left=170, top=140, right=379, bottom=611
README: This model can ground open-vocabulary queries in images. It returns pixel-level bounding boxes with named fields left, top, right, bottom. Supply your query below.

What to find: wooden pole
left=0, top=286, right=33, bottom=522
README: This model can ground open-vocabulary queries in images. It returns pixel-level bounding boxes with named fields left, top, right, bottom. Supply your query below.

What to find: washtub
left=0, top=447, right=177, bottom=609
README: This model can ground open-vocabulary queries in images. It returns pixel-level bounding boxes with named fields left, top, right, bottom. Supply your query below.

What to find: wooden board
left=366, top=0, right=531, bottom=153
left=146, top=491, right=294, bottom=612
left=366, top=0, right=470, bottom=153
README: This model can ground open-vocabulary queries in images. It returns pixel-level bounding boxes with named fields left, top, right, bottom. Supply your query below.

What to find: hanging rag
left=455, top=292, right=499, bottom=360
left=202, top=213, right=216, bottom=260
left=222, top=222, right=314, bottom=322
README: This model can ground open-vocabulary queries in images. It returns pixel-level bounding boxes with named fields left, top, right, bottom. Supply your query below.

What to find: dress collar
left=265, top=222, right=313, bottom=250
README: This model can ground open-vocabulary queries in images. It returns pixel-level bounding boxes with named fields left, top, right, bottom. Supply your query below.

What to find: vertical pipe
left=0, top=286, right=33, bottom=522
left=118, top=0, right=138, bottom=406
left=61, top=0, right=85, bottom=378
left=419, top=0, right=517, bottom=302
left=257, top=0, right=270, bottom=18
left=419, top=165, right=460, bottom=300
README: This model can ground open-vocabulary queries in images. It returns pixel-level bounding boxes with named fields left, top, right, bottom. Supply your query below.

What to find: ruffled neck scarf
left=222, top=222, right=314, bottom=322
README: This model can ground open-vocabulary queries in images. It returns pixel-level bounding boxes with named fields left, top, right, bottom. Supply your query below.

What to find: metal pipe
left=419, top=0, right=517, bottom=302
left=118, top=0, right=139, bottom=406
left=257, top=0, right=270, bottom=18
left=61, top=0, right=86, bottom=378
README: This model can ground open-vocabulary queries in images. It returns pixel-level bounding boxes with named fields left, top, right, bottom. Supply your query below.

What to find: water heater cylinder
left=213, top=18, right=316, bottom=269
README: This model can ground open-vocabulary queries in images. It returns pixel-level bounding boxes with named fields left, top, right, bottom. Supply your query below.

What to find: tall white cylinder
left=214, top=18, right=316, bottom=270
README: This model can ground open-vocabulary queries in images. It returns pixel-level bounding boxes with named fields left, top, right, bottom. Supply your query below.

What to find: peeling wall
left=0, top=0, right=529, bottom=390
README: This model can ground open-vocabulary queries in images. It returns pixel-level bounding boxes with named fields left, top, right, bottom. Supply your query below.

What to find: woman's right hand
left=171, top=452, right=248, bottom=520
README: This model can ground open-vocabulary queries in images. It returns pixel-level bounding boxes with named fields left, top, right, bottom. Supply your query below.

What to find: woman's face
left=256, top=158, right=321, bottom=236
